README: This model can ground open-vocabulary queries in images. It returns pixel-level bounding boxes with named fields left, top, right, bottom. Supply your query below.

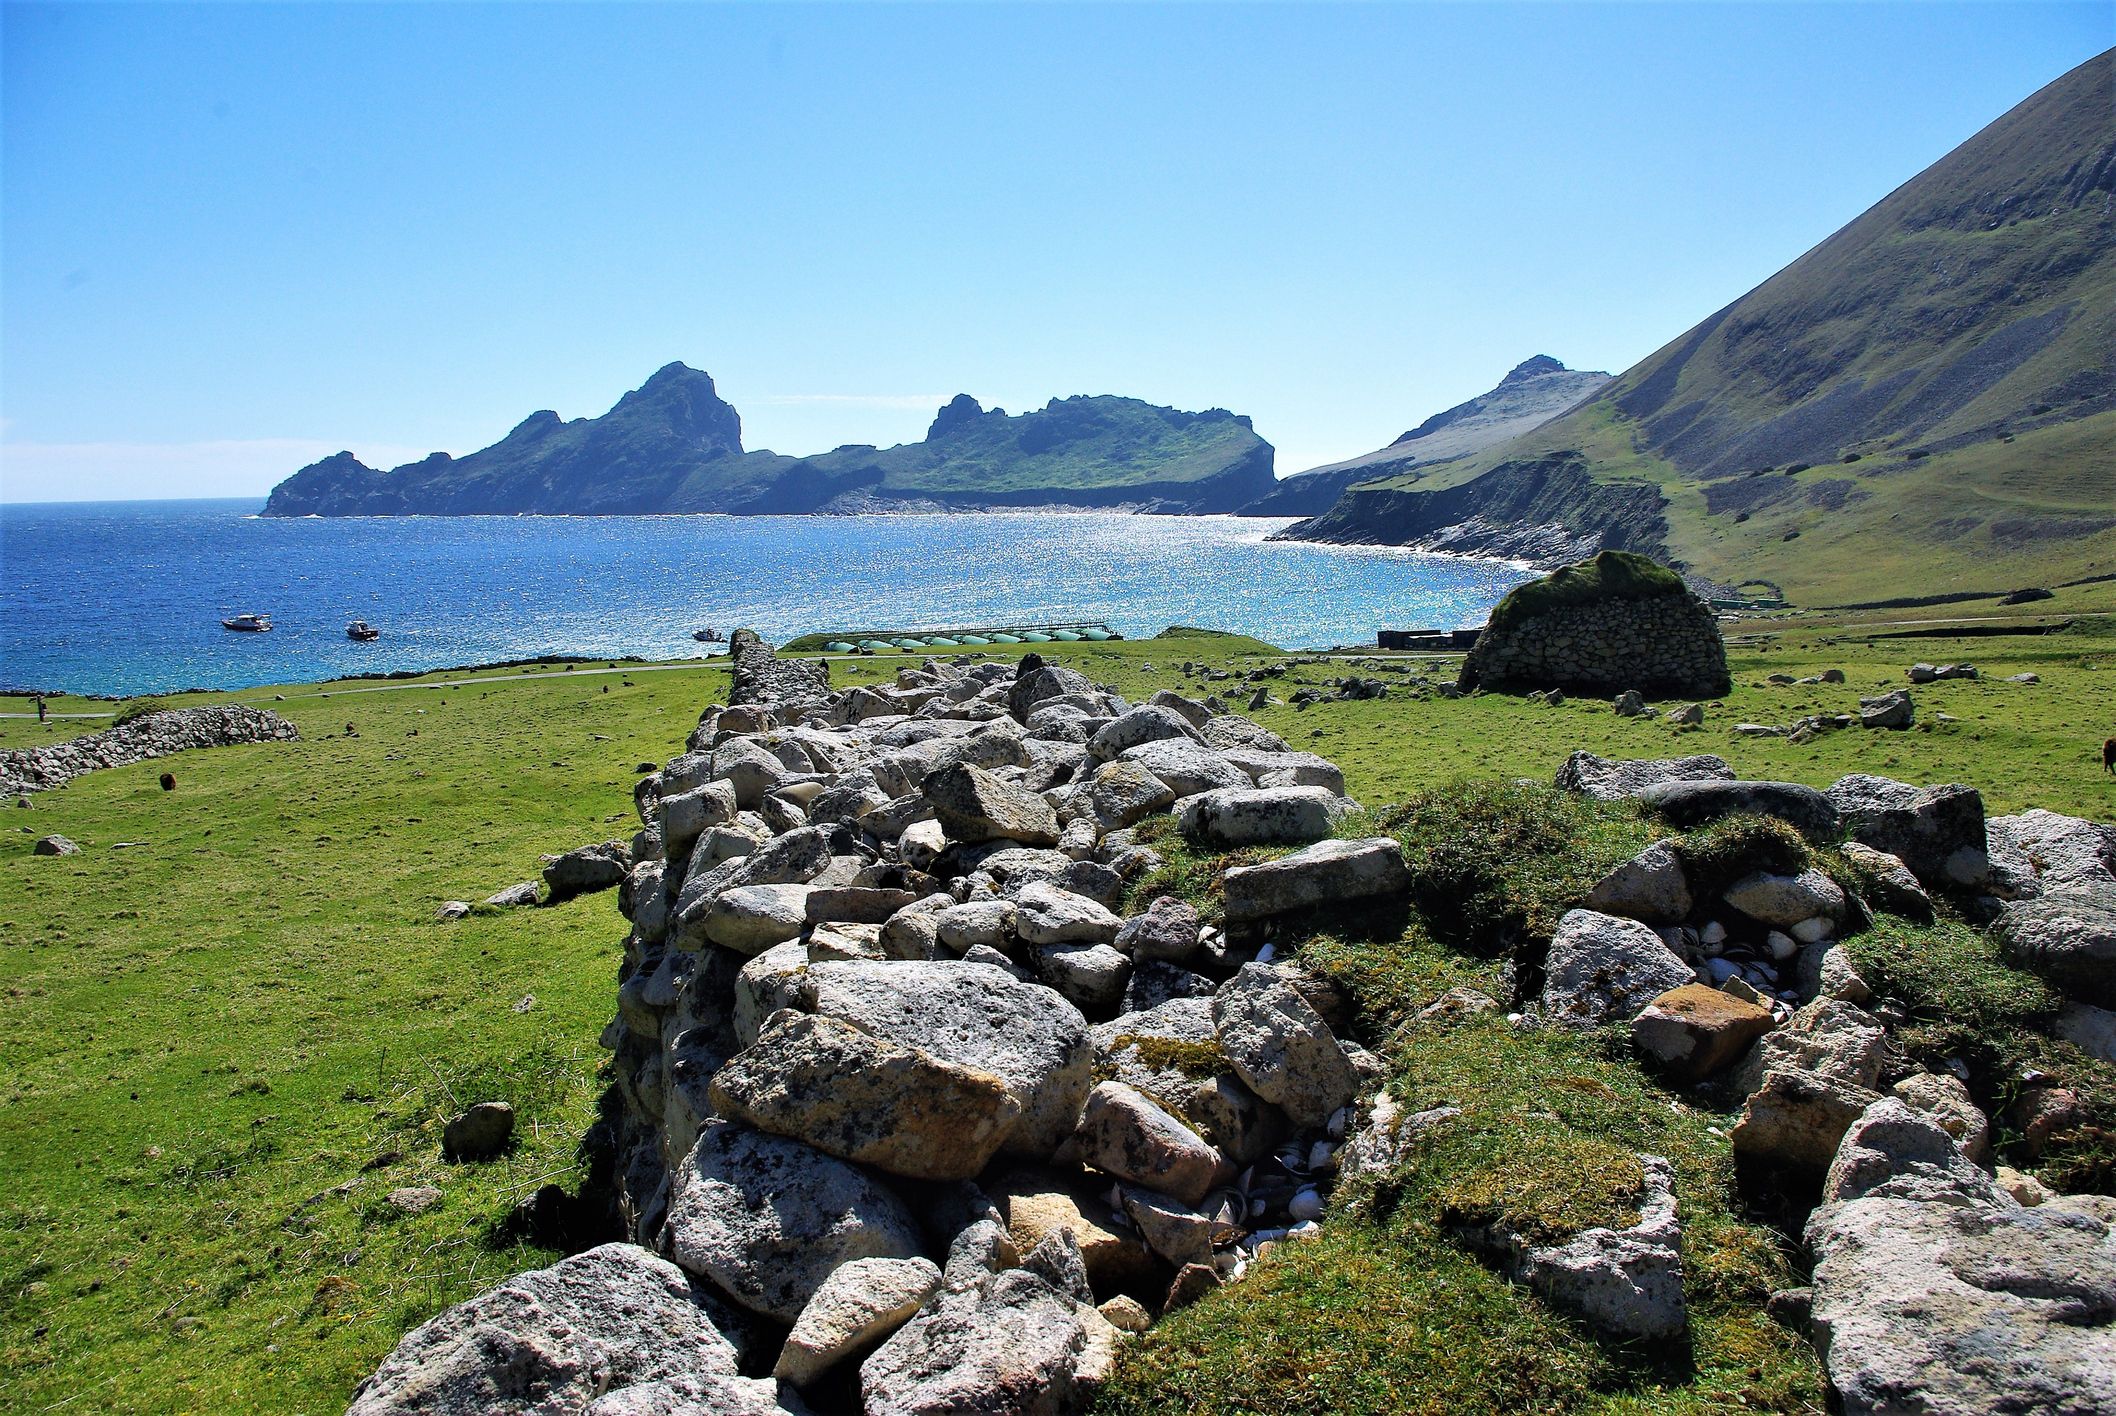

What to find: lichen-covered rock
left=1177, top=785, right=1345, bottom=848
left=1072, top=1080, right=1224, bottom=1204
left=1221, top=836, right=1411, bottom=923
left=1554, top=751, right=1734, bottom=801
left=773, top=1256, right=941, bottom=1388
left=1631, top=984, right=1776, bottom=1082
left=1213, top=963, right=1361, bottom=1128
left=663, top=1122, right=922, bottom=1321
left=1806, top=1100, right=2116, bottom=1416
left=708, top=1013, right=1020, bottom=1181
left=346, top=1244, right=779, bottom=1416
left=1114, top=895, right=1202, bottom=963
left=542, top=839, right=632, bottom=902
left=1540, top=910, right=1693, bottom=1028
left=1839, top=841, right=1934, bottom=923
left=859, top=1267, right=1120, bottom=1416
left=1724, top=868, right=1846, bottom=929
left=1015, top=881, right=1123, bottom=946
left=924, top=761, right=1061, bottom=847
left=1827, top=775, right=1988, bottom=889
left=1583, top=839, right=1693, bottom=925
left=990, top=1167, right=1157, bottom=1294
left=1992, top=888, right=2116, bottom=1006
left=793, top=959, right=1093, bottom=1158
left=1086, top=704, right=1200, bottom=762
left=1116, top=739, right=1251, bottom=798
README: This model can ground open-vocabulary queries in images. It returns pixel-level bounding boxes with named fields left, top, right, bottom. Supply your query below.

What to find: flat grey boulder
left=1087, top=704, right=1200, bottom=762
left=1221, top=747, right=1349, bottom=795
left=1222, top=836, right=1411, bottom=923
left=704, top=884, right=812, bottom=955
left=1839, top=841, right=1934, bottom=923
left=1178, top=785, right=1344, bottom=848
left=346, top=1243, right=780, bottom=1416
left=860, top=1267, right=1120, bottom=1416
left=1553, top=751, right=1733, bottom=801
left=1078, top=760, right=1176, bottom=829
left=1212, top=963, right=1360, bottom=1128
left=1634, top=778, right=1840, bottom=843
left=542, top=840, right=631, bottom=901
left=1857, top=689, right=1914, bottom=730
left=31, top=834, right=78, bottom=856
left=1827, top=774, right=1988, bottom=888
left=794, top=959, right=1093, bottom=1158
left=1993, top=888, right=2116, bottom=1007
left=1117, top=739, right=1252, bottom=797
left=924, top=761, right=1061, bottom=847
left=1038, top=943, right=1131, bottom=1016
left=708, top=1013, right=1021, bottom=1181
left=1583, top=839, right=1693, bottom=925
left=1540, top=909, right=1693, bottom=1028
left=1199, top=713, right=1289, bottom=753
left=1015, top=880, right=1123, bottom=946
left=1806, top=1100, right=2116, bottom=1416
left=664, top=1122, right=922, bottom=1321
left=1990, top=809, right=2116, bottom=893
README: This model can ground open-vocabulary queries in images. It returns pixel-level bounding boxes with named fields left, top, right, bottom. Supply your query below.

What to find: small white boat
left=222, top=613, right=273, bottom=632
left=346, top=620, right=380, bottom=641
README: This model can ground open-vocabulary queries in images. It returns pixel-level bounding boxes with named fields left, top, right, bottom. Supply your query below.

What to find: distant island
left=261, top=370, right=1278, bottom=517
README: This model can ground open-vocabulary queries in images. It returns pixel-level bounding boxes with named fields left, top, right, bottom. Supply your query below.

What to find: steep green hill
left=1284, top=50, right=2116, bottom=604
left=261, top=368, right=1275, bottom=517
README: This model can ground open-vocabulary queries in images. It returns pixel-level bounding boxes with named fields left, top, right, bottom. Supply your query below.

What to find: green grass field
left=2, top=621, right=2111, bottom=1412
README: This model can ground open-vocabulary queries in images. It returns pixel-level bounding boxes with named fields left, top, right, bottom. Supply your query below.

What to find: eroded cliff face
left=1272, top=454, right=1670, bottom=569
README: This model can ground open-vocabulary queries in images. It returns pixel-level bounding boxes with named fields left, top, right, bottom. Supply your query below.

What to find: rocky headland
left=262, top=370, right=1277, bottom=519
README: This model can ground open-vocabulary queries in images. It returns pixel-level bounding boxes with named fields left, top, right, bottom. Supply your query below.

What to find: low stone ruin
left=1459, top=550, right=1731, bottom=699
left=1549, top=749, right=2116, bottom=1414
left=349, top=681, right=2116, bottom=1414
left=353, top=641, right=1409, bottom=1413
left=0, top=704, right=300, bottom=796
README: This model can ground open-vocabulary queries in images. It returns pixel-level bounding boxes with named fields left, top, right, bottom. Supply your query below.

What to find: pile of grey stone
left=0, top=704, right=299, bottom=796
left=1548, top=750, right=2116, bottom=1413
left=352, top=642, right=1412, bottom=1415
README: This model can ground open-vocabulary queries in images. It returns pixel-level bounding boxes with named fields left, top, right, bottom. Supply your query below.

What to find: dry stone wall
left=0, top=705, right=300, bottom=796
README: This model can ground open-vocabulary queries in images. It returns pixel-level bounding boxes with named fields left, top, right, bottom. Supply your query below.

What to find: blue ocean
left=0, top=500, right=1532, bottom=696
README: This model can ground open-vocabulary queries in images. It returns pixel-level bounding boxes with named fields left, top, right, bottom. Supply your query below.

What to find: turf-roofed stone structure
left=1460, top=551, right=1731, bottom=698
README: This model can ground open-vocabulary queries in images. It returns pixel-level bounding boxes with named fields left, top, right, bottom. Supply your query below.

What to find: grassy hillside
left=1291, top=50, right=2116, bottom=605
left=4, top=622, right=2113, bottom=1410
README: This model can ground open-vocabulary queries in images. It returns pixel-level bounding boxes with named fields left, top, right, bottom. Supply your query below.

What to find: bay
left=0, top=500, right=1531, bottom=696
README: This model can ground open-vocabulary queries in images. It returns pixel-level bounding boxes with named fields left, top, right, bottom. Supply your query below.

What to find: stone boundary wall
left=0, top=706, right=301, bottom=796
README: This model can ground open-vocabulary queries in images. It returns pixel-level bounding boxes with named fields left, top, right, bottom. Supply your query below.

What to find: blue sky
left=3, top=2, right=2109, bottom=502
